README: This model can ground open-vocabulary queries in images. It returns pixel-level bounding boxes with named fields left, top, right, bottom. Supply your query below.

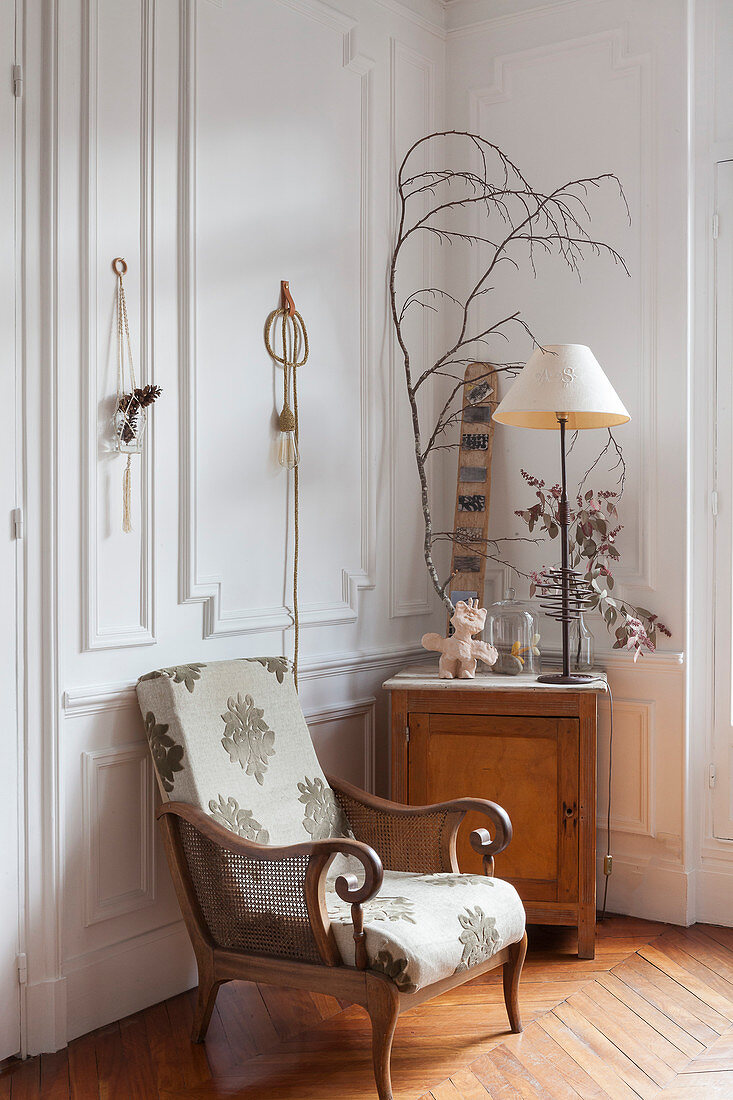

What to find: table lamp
left=493, top=344, right=630, bottom=684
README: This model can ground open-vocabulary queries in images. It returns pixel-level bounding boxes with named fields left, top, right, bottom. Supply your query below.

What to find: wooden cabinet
left=385, top=667, right=605, bottom=959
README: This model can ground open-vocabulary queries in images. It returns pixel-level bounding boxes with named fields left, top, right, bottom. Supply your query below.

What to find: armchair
left=138, top=658, right=526, bottom=1100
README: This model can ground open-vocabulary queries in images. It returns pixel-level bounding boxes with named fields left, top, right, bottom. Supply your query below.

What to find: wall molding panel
left=597, top=698, right=655, bottom=838
left=81, top=742, right=156, bottom=926
left=82, top=0, right=156, bottom=650
left=389, top=36, right=439, bottom=619
left=305, top=696, right=377, bottom=792
left=178, top=0, right=376, bottom=640
left=468, top=26, right=657, bottom=591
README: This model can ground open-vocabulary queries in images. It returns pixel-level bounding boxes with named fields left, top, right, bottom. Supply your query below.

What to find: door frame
left=712, top=159, right=733, bottom=843
left=15, top=0, right=67, bottom=1056
left=2, top=0, right=27, bottom=1062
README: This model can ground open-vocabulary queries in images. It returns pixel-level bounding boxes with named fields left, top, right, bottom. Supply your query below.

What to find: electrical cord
left=583, top=676, right=614, bottom=922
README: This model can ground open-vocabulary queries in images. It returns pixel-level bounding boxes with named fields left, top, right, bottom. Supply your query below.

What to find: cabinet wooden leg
left=503, top=932, right=527, bottom=1033
left=577, top=914, right=596, bottom=959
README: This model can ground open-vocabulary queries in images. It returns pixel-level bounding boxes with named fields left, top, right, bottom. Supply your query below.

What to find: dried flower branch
left=515, top=469, right=670, bottom=657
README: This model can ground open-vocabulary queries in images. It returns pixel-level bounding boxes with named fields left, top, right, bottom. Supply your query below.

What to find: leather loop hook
left=281, top=279, right=296, bottom=317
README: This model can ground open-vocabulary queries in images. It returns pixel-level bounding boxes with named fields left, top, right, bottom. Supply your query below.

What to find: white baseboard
left=691, top=868, right=733, bottom=928
left=63, top=922, right=196, bottom=1043
left=25, top=976, right=67, bottom=1056
left=596, top=856, right=691, bottom=927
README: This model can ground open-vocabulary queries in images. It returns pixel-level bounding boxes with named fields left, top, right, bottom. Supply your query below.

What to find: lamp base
left=537, top=673, right=596, bottom=686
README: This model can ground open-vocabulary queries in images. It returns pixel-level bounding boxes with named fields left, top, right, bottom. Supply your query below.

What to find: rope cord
left=264, top=306, right=309, bottom=689
left=116, top=270, right=138, bottom=533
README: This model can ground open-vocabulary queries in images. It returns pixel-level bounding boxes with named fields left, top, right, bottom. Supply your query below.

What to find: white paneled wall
left=21, top=0, right=445, bottom=1050
left=447, top=0, right=689, bottom=924
left=17, top=0, right=728, bottom=1057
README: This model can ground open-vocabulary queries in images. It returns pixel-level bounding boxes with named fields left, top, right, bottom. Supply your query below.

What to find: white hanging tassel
left=122, top=454, right=133, bottom=533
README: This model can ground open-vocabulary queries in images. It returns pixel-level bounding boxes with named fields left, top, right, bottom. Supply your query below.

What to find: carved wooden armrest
left=157, top=802, right=383, bottom=969
left=328, top=774, right=512, bottom=876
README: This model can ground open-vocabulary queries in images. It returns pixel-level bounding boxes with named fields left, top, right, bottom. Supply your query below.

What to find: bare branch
left=431, top=533, right=534, bottom=580
left=577, top=429, right=627, bottom=500
left=389, top=130, right=630, bottom=612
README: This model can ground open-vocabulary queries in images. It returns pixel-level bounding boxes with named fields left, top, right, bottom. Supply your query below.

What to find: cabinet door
left=409, top=713, right=580, bottom=904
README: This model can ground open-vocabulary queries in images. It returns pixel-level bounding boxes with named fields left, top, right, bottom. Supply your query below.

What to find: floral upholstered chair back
left=136, top=658, right=350, bottom=847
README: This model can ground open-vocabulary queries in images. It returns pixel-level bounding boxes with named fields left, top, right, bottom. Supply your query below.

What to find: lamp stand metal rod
left=537, top=412, right=594, bottom=686
left=559, top=414, right=571, bottom=679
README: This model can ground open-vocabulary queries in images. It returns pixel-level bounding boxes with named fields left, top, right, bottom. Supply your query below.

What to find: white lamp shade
left=492, top=344, right=630, bottom=430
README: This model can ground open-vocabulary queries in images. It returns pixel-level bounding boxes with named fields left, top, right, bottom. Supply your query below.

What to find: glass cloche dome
left=486, top=588, right=541, bottom=676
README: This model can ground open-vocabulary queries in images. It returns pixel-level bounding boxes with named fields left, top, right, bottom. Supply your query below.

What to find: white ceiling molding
left=371, top=0, right=448, bottom=37
left=446, top=0, right=606, bottom=38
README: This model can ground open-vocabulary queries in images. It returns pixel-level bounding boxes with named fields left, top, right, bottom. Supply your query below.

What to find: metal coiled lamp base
left=536, top=566, right=596, bottom=684
left=535, top=417, right=598, bottom=684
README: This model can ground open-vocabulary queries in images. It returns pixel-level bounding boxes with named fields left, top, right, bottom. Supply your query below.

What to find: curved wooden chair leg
left=503, top=932, right=527, bottom=1034
left=366, top=976, right=400, bottom=1100
left=192, top=969, right=225, bottom=1043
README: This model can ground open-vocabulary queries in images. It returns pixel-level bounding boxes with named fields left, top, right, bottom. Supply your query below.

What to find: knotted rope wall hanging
left=264, top=282, right=309, bottom=687
left=111, top=257, right=161, bottom=532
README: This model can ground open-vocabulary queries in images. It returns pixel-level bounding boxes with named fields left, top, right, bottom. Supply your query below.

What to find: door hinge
left=405, top=725, right=410, bottom=745
left=16, top=953, right=27, bottom=985
left=12, top=64, right=22, bottom=98
left=713, top=212, right=719, bottom=239
left=12, top=507, right=23, bottom=539
left=711, top=490, right=719, bottom=517
left=709, top=763, right=717, bottom=789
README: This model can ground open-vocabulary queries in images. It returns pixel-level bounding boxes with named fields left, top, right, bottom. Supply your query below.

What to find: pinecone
left=116, top=385, right=161, bottom=444
left=120, top=414, right=138, bottom=443
left=135, top=384, right=162, bottom=407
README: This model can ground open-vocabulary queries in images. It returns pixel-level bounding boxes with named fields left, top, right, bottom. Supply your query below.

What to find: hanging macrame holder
left=264, top=282, right=309, bottom=687
left=112, top=257, right=144, bottom=532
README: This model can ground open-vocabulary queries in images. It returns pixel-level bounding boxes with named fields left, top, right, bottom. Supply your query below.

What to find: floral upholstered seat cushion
left=136, top=658, right=350, bottom=848
left=327, top=870, right=525, bottom=993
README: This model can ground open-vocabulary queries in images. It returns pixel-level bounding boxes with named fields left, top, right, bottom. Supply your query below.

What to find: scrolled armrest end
left=465, top=802, right=512, bottom=858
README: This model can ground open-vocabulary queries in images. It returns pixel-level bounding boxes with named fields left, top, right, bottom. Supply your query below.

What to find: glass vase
left=486, top=588, right=541, bottom=676
left=112, top=401, right=147, bottom=455
left=569, top=612, right=594, bottom=672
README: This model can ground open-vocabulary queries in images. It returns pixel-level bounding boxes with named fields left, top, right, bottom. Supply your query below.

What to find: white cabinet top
left=383, top=662, right=608, bottom=692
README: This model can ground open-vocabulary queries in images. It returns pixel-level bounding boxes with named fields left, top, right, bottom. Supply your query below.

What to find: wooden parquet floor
left=3, top=917, right=733, bottom=1098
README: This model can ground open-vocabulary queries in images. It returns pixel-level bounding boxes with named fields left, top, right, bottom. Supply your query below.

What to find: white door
left=0, top=0, right=22, bottom=1060
left=714, top=160, right=733, bottom=840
